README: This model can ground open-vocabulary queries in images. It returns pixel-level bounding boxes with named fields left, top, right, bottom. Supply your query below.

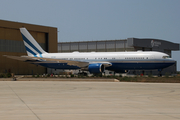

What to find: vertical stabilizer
left=20, top=28, right=47, bottom=57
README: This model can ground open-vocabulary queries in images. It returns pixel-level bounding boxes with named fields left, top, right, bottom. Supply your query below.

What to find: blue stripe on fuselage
left=107, top=62, right=175, bottom=71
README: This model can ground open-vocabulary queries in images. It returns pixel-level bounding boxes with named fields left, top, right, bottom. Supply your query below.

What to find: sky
left=0, top=0, right=180, bottom=70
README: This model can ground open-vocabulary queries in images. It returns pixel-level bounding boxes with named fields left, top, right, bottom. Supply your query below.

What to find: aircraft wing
left=4, top=55, right=112, bottom=68
left=28, top=56, right=112, bottom=68
left=27, top=56, right=89, bottom=68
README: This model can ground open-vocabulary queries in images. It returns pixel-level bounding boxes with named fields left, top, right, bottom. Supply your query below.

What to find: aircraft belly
left=35, top=60, right=174, bottom=71
left=107, top=62, right=175, bottom=71
left=37, top=63, right=80, bottom=69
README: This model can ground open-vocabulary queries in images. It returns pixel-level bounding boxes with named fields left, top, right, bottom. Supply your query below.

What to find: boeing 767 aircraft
left=4, top=28, right=175, bottom=74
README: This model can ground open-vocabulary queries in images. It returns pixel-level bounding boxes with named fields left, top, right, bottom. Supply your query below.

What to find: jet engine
left=88, top=63, right=105, bottom=73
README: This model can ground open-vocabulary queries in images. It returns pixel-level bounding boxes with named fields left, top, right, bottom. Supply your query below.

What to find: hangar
left=58, top=38, right=179, bottom=75
left=0, top=20, right=57, bottom=75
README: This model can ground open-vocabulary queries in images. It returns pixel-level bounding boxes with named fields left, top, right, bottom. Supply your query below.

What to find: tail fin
left=20, top=28, right=47, bottom=57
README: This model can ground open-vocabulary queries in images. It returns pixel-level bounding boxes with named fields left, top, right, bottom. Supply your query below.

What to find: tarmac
left=0, top=80, right=180, bottom=120
left=0, top=78, right=119, bottom=82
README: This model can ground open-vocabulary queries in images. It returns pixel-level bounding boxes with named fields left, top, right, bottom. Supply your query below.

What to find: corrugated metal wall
left=58, top=40, right=135, bottom=52
left=0, top=20, right=57, bottom=75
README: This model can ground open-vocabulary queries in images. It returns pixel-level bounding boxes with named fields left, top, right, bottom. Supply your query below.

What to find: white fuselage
left=42, top=51, right=170, bottom=61
left=35, top=51, right=175, bottom=72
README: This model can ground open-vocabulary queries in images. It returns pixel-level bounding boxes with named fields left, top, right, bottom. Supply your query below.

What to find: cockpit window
left=163, top=56, right=170, bottom=59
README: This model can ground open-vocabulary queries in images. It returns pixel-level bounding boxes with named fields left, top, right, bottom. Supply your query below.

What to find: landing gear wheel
left=158, top=69, right=162, bottom=77
left=78, top=70, right=88, bottom=76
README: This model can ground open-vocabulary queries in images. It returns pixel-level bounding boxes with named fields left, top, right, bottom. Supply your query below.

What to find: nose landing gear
left=158, top=69, right=162, bottom=77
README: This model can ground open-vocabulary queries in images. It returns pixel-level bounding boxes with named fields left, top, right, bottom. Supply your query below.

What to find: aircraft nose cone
left=165, top=59, right=176, bottom=67
left=172, top=59, right=176, bottom=62
left=170, top=59, right=176, bottom=65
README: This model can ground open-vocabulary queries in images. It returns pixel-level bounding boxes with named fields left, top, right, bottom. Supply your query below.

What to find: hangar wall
left=58, top=40, right=135, bottom=53
left=0, top=20, right=57, bottom=75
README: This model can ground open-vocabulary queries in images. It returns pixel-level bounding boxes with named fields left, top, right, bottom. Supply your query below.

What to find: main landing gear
left=78, top=70, right=88, bottom=76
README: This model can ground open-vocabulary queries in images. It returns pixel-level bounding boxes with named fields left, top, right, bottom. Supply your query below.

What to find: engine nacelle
left=88, top=63, right=105, bottom=73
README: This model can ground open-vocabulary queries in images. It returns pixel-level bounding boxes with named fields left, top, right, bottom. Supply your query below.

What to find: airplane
left=4, top=28, right=176, bottom=75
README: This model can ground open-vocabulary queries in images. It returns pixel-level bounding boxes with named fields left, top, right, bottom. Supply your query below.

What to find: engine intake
left=88, top=63, right=105, bottom=73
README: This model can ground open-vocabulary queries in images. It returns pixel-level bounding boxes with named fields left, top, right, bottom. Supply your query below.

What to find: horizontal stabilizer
left=3, top=55, right=34, bottom=61
left=3, top=55, right=50, bottom=63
